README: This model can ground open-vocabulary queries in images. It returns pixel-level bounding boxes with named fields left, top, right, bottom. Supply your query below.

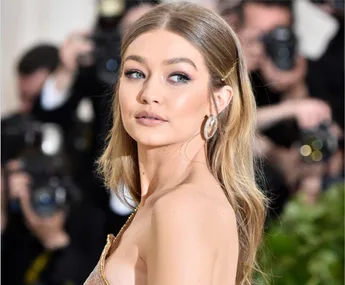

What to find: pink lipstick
left=135, top=111, right=168, bottom=126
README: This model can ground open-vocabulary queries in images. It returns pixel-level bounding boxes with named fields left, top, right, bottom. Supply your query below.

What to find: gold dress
left=84, top=209, right=138, bottom=285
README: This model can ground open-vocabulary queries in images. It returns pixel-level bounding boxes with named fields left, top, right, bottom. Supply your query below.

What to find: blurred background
left=1, top=0, right=344, bottom=284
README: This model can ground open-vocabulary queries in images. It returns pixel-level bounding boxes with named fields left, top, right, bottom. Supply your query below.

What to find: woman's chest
left=104, top=216, right=150, bottom=285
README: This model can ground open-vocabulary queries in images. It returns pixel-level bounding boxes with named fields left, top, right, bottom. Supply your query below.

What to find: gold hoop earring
left=203, top=115, right=218, bottom=140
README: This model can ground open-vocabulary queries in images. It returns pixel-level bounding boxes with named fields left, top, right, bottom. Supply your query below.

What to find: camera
left=77, top=0, right=124, bottom=85
left=261, top=26, right=298, bottom=71
left=77, top=0, right=161, bottom=85
left=87, top=28, right=122, bottom=85
left=299, top=121, right=338, bottom=163
left=2, top=116, right=81, bottom=217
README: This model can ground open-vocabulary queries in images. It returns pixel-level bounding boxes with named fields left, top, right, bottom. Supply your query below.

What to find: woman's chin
left=137, top=141, right=169, bottom=149
left=132, top=135, right=170, bottom=148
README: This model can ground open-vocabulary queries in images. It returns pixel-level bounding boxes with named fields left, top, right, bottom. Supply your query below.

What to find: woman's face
left=119, top=30, right=211, bottom=147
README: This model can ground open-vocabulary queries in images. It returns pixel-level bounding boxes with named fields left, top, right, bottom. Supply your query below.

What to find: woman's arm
left=146, top=189, right=238, bottom=285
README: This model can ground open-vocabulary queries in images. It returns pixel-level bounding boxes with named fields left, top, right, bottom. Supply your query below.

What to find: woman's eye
left=169, top=73, right=191, bottom=84
left=124, top=70, right=145, bottom=79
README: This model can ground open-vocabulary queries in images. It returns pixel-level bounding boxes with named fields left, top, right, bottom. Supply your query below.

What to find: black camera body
left=299, top=121, right=338, bottom=163
left=78, top=0, right=161, bottom=86
left=2, top=116, right=80, bottom=217
left=89, top=26, right=122, bottom=85
left=261, top=26, right=298, bottom=71
left=77, top=1, right=123, bottom=86
left=21, top=151, right=80, bottom=217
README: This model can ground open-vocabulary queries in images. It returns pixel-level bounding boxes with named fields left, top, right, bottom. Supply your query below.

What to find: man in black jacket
left=2, top=44, right=106, bottom=285
left=31, top=2, right=156, bottom=235
left=220, top=0, right=336, bottom=213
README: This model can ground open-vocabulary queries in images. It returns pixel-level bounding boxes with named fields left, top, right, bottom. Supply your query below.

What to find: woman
left=85, top=2, right=267, bottom=285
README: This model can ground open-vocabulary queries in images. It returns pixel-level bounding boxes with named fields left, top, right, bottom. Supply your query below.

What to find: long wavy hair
left=98, top=2, right=267, bottom=284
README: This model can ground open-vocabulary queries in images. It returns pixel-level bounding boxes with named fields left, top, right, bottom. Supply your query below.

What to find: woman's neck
left=138, top=137, right=207, bottom=204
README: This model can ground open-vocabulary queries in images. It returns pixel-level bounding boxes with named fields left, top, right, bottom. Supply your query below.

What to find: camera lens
left=262, top=26, right=297, bottom=71
left=106, top=58, right=119, bottom=72
left=299, top=122, right=338, bottom=163
left=32, top=185, right=57, bottom=217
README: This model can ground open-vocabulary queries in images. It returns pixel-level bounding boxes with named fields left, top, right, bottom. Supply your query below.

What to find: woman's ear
left=212, top=85, right=233, bottom=114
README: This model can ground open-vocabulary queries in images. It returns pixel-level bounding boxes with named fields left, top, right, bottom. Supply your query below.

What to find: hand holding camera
left=280, top=98, right=338, bottom=163
left=59, top=31, right=94, bottom=73
left=7, top=169, right=31, bottom=201
left=52, top=32, right=94, bottom=93
left=18, top=185, right=70, bottom=250
left=6, top=160, right=70, bottom=250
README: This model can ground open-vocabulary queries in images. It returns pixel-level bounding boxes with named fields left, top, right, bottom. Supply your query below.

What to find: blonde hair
left=98, top=2, right=267, bottom=284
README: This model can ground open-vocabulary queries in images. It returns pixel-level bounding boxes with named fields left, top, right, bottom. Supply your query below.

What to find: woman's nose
left=138, top=77, right=162, bottom=104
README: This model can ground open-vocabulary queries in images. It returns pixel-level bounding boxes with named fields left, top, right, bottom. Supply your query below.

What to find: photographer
left=1, top=45, right=106, bottom=285
left=234, top=0, right=332, bottom=128
left=31, top=1, right=157, bottom=234
left=2, top=158, right=106, bottom=285
left=221, top=0, right=339, bottom=211
left=32, top=1, right=158, bottom=152
left=1, top=44, right=60, bottom=235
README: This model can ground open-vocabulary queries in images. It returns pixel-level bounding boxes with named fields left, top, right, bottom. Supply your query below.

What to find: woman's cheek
left=174, top=92, right=207, bottom=116
left=119, top=84, right=133, bottom=112
left=173, top=94, right=195, bottom=112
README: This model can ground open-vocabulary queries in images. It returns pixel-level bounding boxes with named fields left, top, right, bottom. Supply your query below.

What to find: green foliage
left=257, top=183, right=345, bottom=285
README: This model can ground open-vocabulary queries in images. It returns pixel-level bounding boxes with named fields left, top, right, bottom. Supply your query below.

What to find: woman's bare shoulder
left=145, top=185, right=239, bottom=285
left=150, top=184, right=237, bottom=242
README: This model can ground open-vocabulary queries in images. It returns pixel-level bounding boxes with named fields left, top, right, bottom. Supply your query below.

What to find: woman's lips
left=135, top=117, right=167, bottom=126
left=135, top=111, right=168, bottom=126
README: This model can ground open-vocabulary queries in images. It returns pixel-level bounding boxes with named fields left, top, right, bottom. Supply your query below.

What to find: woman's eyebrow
left=124, top=55, right=197, bottom=70
left=124, top=55, right=147, bottom=66
left=163, top=57, right=197, bottom=70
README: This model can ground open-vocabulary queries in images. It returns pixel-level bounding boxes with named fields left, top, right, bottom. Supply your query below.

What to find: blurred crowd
left=1, top=0, right=344, bottom=284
